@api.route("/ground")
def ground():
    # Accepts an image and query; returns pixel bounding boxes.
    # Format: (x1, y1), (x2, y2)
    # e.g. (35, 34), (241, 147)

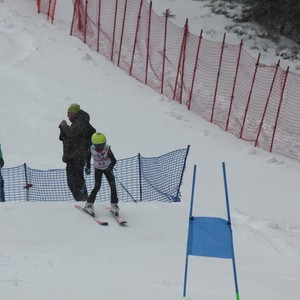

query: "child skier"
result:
(84, 132), (119, 216)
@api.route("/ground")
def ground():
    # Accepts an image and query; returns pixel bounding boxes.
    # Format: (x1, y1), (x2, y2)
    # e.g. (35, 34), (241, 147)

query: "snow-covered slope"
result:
(1, 1), (300, 299)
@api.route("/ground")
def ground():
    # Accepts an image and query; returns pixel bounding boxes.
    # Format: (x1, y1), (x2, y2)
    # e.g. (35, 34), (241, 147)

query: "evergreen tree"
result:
(241, 0), (300, 43)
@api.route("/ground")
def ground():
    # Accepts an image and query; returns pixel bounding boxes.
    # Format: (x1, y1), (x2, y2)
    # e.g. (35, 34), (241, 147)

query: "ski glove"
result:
(85, 164), (91, 175)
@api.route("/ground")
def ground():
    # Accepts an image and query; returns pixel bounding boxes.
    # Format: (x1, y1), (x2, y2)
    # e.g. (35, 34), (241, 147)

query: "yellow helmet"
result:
(91, 132), (106, 145)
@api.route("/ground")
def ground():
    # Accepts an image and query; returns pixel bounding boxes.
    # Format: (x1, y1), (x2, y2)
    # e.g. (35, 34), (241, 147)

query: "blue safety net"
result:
(0, 147), (189, 202)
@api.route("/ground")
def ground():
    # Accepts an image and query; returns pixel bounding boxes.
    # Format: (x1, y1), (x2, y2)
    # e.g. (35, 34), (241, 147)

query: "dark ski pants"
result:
(66, 159), (88, 202)
(88, 168), (118, 204)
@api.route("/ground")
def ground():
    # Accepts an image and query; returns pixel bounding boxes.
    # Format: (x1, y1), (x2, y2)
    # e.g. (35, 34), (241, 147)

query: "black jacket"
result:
(59, 110), (96, 163)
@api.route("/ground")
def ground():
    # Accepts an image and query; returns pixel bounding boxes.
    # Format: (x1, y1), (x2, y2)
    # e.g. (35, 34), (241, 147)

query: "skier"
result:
(59, 103), (96, 201)
(84, 132), (119, 216)
(0, 144), (5, 202)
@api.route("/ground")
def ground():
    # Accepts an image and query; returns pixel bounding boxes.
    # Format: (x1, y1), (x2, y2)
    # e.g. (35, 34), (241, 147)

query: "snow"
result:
(1, 0), (300, 299)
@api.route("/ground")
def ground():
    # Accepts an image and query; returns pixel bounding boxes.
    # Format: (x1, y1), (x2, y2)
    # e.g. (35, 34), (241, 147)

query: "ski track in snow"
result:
(235, 209), (300, 256)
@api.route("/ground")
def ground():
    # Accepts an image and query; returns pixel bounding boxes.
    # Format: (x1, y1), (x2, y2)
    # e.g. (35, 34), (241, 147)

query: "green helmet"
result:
(91, 132), (106, 145)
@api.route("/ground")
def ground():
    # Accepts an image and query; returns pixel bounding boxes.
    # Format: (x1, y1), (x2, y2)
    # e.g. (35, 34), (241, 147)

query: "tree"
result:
(241, 0), (300, 44)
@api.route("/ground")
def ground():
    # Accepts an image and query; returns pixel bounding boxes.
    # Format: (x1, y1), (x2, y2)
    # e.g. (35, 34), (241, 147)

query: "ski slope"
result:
(1, 1), (300, 299)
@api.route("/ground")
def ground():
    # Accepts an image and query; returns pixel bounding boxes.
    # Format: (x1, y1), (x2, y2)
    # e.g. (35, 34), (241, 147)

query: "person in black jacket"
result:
(59, 103), (96, 201)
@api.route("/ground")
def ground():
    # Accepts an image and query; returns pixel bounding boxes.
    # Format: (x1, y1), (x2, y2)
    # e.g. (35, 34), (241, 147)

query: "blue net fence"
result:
(0, 147), (190, 202)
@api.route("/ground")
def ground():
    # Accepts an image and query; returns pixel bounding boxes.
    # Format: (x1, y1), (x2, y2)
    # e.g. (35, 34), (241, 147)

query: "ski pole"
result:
(110, 170), (137, 203)
(80, 165), (90, 195)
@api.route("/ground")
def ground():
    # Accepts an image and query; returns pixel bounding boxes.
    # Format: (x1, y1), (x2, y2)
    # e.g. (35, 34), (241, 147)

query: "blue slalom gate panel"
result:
(183, 163), (240, 300)
(187, 216), (233, 259)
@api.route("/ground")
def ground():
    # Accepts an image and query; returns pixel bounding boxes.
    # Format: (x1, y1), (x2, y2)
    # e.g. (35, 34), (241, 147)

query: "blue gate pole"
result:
(222, 162), (240, 300)
(183, 164), (197, 297)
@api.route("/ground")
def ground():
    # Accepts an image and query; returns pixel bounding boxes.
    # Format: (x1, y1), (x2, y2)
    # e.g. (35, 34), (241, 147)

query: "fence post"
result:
(50, 0), (57, 24)
(138, 153), (143, 202)
(83, 0), (88, 43)
(97, 0), (102, 52)
(179, 20), (188, 104)
(173, 19), (189, 103)
(130, 0), (143, 76)
(239, 53), (261, 139)
(161, 9), (169, 94)
(117, 0), (128, 67)
(210, 33), (226, 123)
(145, 1), (152, 84)
(70, 0), (79, 36)
(37, 0), (41, 13)
(270, 67), (289, 153)
(226, 39), (243, 131)
(47, 0), (52, 21)
(0, 169), (3, 202)
(188, 29), (203, 110)
(175, 145), (190, 202)
(111, 0), (119, 62)
(255, 60), (280, 147)
(0, 144), (3, 202)
(23, 163), (32, 201)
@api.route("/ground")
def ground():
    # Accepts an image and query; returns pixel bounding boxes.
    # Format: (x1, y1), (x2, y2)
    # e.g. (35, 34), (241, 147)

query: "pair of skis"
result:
(75, 205), (127, 226)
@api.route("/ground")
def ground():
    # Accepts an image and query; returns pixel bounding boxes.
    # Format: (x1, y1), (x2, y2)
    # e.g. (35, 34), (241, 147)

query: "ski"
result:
(106, 207), (127, 225)
(75, 205), (108, 226)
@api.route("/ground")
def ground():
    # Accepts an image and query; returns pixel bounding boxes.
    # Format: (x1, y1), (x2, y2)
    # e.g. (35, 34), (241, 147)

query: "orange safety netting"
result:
(39, 0), (300, 161)
(36, 0), (57, 23)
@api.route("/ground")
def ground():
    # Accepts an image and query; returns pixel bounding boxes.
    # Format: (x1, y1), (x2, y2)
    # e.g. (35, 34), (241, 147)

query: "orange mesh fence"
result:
(36, 0), (57, 23)
(38, 0), (300, 161)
